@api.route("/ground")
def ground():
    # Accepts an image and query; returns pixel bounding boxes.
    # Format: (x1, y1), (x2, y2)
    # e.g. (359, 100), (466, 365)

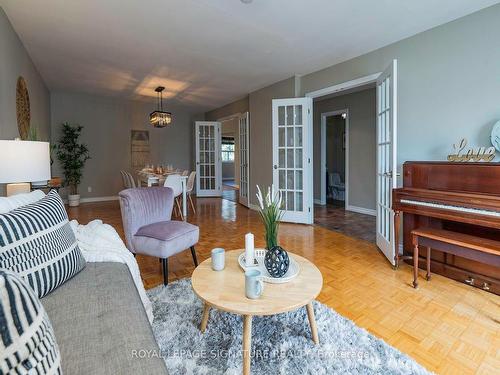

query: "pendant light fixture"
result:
(149, 86), (172, 128)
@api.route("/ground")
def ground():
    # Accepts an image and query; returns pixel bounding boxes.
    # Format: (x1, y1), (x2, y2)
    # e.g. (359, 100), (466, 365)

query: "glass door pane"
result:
(195, 121), (221, 197)
(272, 98), (312, 224)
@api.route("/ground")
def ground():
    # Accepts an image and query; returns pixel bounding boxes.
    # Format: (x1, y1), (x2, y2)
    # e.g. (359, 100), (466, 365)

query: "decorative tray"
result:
(238, 249), (300, 284)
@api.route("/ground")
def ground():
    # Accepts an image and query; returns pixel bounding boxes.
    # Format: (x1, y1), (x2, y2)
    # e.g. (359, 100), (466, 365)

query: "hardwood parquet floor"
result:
(314, 203), (376, 243)
(67, 197), (500, 375)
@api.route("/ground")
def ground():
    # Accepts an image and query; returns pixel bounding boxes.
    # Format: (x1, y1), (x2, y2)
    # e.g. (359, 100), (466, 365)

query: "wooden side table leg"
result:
(412, 235), (419, 288)
(306, 303), (319, 345)
(200, 303), (210, 333)
(243, 315), (252, 375)
(426, 247), (431, 281)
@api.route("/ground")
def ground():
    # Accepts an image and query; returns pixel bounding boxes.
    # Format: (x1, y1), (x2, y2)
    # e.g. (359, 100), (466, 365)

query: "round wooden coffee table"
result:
(191, 250), (323, 375)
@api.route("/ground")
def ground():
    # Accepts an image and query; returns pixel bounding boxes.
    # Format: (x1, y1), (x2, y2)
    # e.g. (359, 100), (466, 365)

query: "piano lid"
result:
(403, 161), (500, 195)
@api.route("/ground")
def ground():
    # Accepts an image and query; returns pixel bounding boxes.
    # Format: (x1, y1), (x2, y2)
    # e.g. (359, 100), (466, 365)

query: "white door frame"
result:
(319, 109), (349, 207)
(195, 121), (222, 197)
(216, 111), (251, 207)
(272, 97), (314, 224)
(305, 73), (382, 219)
(238, 112), (250, 207)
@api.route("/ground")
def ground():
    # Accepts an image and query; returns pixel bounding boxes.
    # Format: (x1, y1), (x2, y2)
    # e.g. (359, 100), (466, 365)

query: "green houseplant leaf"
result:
(56, 123), (90, 195)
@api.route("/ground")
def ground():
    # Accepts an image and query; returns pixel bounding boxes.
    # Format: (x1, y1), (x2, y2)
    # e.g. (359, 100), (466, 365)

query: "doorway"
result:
(314, 93), (377, 243)
(216, 112), (250, 206)
(304, 60), (398, 264)
(320, 110), (348, 208)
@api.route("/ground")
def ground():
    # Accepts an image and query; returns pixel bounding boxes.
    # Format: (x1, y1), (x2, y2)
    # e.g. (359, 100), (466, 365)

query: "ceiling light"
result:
(149, 86), (172, 128)
(240, 0), (253, 4)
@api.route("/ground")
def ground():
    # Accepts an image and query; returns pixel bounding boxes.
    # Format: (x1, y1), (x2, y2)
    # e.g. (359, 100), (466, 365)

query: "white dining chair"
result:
(186, 171), (196, 214)
(120, 170), (136, 189)
(164, 174), (184, 220)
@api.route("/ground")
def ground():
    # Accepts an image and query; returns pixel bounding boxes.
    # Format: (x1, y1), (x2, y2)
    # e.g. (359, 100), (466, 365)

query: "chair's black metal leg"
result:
(190, 246), (198, 267)
(162, 258), (168, 286)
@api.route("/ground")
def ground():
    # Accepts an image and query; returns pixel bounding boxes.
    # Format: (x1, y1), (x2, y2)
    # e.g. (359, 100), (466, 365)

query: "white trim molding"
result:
(346, 205), (376, 216)
(305, 73), (381, 99)
(314, 199), (323, 205)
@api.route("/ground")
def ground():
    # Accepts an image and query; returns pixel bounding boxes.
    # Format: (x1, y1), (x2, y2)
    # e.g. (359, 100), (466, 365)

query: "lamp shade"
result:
(0, 140), (51, 183)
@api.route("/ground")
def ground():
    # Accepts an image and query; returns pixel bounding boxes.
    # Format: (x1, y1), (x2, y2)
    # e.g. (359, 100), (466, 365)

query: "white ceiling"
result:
(2, 0), (499, 112)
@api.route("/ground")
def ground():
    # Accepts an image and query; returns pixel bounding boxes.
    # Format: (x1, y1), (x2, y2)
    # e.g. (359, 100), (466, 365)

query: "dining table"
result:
(137, 170), (189, 219)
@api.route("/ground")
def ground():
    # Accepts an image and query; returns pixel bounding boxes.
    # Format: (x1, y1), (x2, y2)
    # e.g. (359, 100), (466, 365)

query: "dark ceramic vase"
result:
(264, 246), (290, 278)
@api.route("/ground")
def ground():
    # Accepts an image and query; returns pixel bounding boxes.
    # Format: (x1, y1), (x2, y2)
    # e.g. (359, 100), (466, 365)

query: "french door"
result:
(239, 112), (250, 207)
(376, 59), (398, 265)
(272, 98), (313, 224)
(195, 121), (222, 197)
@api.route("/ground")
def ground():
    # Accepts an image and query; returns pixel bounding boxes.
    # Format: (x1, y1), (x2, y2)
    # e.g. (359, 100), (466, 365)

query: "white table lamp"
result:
(0, 140), (51, 196)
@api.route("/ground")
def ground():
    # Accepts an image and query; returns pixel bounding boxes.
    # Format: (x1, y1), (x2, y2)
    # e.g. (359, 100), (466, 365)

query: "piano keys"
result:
(392, 161), (500, 295)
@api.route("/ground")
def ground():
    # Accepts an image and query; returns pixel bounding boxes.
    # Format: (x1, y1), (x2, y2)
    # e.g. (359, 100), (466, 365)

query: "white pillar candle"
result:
(245, 233), (255, 267)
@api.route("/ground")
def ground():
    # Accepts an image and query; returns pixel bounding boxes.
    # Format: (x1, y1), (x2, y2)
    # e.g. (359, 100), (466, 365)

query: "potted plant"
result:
(56, 123), (90, 207)
(256, 185), (290, 277)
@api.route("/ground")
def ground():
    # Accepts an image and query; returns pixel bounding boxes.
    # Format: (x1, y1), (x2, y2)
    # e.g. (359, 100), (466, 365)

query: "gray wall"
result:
(248, 77), (295, 204)
(302, 3), (500, 174)
(0, 7), (51, 195)
(314, 88), (376, 210)
(205, 96), (249, 121)
(0, 7), (50, 141)
(51, 91), (197, 198)
(326, 115), (345, 183)
(205, 4), (500, 210)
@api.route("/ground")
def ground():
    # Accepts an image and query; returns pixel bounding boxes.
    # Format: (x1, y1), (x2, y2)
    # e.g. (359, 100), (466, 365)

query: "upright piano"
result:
(392, 161), (500, 295)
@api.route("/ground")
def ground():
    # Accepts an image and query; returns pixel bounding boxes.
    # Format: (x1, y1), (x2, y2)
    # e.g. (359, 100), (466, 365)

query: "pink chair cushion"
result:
(132, 221), (199, 258)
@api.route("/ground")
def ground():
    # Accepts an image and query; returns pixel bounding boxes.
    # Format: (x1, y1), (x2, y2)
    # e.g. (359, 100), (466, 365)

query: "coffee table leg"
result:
(243, 315), (252, 375)
(200, 303), (210, 333)
(306, 303), (319, 345)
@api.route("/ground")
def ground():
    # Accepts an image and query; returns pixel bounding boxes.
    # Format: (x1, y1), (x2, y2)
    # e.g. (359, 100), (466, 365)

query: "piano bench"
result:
(410, 227), (500, 289)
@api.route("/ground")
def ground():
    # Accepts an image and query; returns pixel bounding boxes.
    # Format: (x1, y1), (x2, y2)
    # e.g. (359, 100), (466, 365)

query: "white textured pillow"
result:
(0, 190), (46, 213)
(0, 268), (62, 374)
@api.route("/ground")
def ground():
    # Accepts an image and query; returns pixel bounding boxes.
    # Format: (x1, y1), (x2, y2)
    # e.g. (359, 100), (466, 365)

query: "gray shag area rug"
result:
(147, 279), (431, 375)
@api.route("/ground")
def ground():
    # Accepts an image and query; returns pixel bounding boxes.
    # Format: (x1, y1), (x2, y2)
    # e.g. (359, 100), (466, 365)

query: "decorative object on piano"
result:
(447, 138), (495, 162)
(256, 185), (290, 277)
(490, 120), (500, 152)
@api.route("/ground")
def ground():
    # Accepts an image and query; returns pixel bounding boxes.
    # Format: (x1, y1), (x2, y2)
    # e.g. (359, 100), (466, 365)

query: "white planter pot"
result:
(68, 194), (80, 207)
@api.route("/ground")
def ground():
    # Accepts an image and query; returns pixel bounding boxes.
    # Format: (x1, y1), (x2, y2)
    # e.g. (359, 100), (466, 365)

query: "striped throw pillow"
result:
(0, 190), (85, 298)
(0, 269), (62, 374)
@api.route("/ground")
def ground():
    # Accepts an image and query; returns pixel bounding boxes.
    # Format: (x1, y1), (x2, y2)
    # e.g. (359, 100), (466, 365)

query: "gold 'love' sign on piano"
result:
(447, 138), (496, 162)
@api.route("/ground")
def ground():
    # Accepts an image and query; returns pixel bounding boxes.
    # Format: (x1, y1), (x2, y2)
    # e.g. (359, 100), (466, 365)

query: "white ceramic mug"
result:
(245, 269), (264, 299)
(211, 248), (225, 271)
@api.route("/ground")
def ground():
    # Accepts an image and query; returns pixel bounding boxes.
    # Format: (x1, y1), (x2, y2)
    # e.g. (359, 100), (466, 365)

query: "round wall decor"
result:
(16, 76), (31, 140)
(491, 120), (500, 153)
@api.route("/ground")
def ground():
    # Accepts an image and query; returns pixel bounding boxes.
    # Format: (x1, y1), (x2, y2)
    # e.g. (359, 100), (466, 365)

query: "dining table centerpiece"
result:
(256, 185), (289, 278)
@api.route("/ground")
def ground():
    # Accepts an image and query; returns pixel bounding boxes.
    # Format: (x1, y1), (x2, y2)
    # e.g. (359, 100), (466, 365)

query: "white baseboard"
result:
(64, 196), (119, 204)
(346, 205), (376, 216)
(248, 203), (260, 211)
(314, 199), (325, 205)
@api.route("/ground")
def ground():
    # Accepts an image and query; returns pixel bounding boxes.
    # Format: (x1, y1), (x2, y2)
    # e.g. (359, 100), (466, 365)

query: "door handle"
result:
(383, 171), (401, 178)
(274, 165), (278, 170)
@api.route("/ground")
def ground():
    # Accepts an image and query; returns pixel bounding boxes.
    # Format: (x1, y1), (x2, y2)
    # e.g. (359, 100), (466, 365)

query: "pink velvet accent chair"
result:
(119, 187), (199, 285)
